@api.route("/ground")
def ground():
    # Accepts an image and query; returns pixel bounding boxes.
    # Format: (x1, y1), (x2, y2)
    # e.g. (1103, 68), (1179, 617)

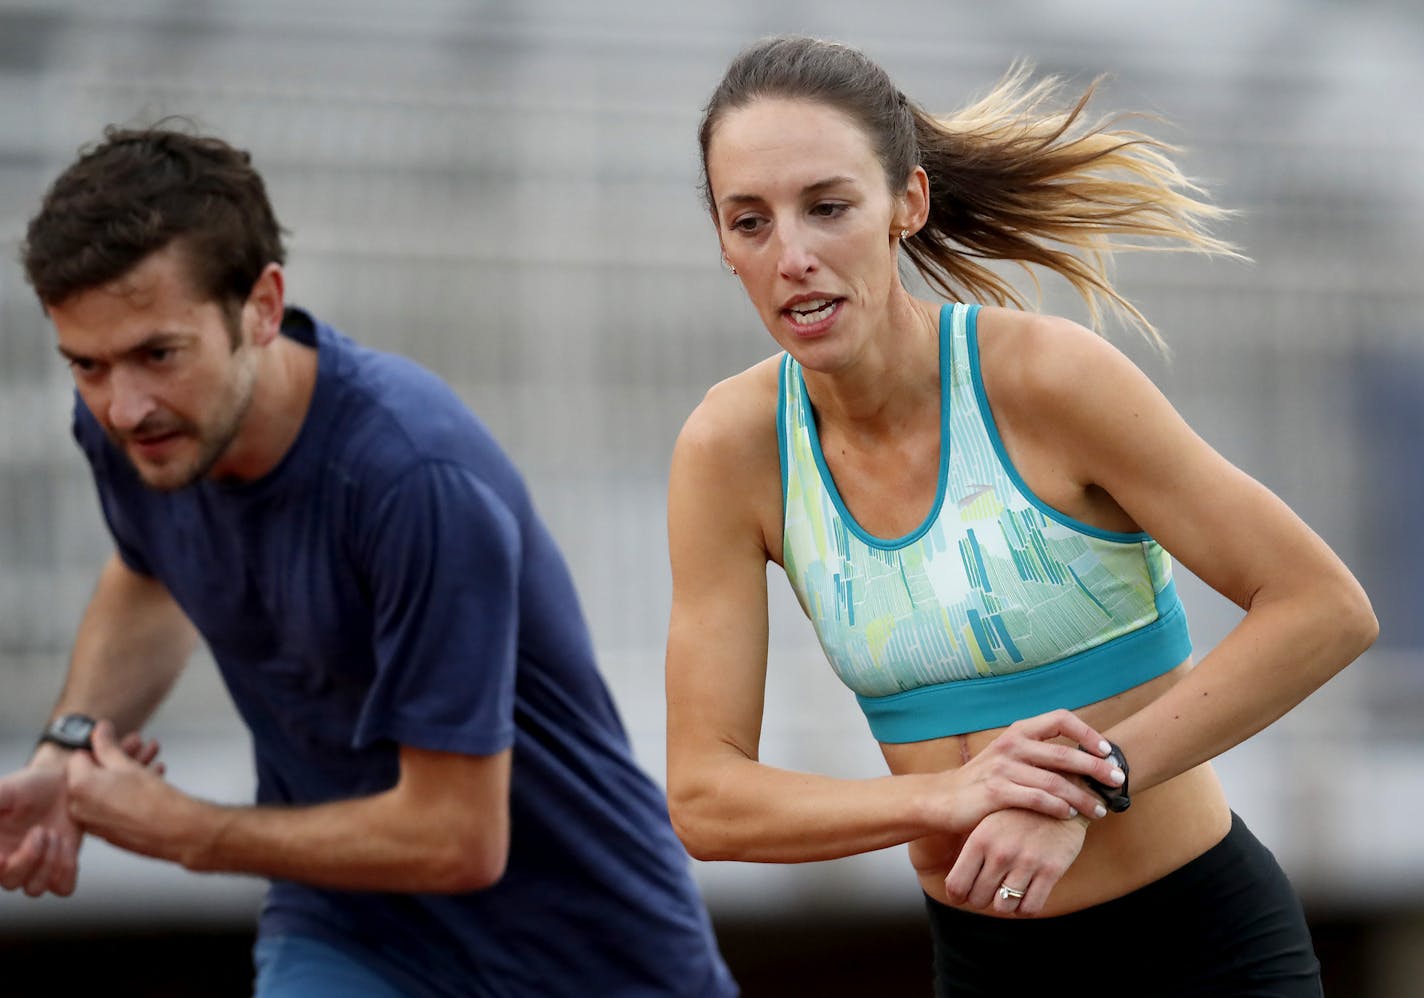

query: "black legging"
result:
(925, 812), (1322, 997)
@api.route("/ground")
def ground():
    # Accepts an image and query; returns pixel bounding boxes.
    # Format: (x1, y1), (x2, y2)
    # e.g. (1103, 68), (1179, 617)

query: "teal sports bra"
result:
(777, 302), (1192, 743)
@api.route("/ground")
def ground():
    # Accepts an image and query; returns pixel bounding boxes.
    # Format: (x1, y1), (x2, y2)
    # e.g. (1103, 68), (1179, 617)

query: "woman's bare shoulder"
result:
(674, 354), (783, 469)
(974, 306), (1146, 417)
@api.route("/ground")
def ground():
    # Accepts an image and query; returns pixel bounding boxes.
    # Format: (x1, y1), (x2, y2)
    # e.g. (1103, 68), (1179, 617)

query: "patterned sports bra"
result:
(777, 302), (1192, 743)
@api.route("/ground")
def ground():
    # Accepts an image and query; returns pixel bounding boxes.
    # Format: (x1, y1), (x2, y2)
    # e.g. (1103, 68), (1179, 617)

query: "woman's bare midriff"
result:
(882, 660), (1233, 917)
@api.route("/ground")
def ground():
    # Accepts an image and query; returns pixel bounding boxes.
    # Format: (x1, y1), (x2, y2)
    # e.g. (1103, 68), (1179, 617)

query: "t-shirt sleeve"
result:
(351, 459), (522, 757)
(71, 398), (155, 577)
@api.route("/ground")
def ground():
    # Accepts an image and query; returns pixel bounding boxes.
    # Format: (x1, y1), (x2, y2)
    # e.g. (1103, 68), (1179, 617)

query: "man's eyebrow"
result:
(56, 331), (190, 364)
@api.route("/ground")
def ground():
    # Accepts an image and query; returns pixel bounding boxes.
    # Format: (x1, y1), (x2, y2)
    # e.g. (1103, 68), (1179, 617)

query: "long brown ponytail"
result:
(699, 37), (1241, 346)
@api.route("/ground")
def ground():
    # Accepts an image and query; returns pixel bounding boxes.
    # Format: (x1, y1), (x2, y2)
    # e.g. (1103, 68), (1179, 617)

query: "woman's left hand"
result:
(942, 808), (1088, 917)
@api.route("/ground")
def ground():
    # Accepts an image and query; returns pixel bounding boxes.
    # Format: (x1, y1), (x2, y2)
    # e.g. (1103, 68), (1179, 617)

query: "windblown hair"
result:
(22, 123), (286, 335)
(698, 36), (1241, 346)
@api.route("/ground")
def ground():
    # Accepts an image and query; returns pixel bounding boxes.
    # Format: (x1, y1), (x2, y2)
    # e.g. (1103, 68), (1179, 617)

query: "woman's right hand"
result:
(929, 709), (1124, 834)
(943, 806), (1089, 917)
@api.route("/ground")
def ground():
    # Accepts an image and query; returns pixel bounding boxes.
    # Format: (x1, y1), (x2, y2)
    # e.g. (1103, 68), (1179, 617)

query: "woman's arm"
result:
(1001, 312), (1377, 792)
(940, 311), (1374, 916)
(664, 375), (1120, 863)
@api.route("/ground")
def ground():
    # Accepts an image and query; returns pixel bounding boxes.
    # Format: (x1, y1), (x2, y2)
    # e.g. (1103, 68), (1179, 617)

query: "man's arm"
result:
(67, 722), (510, 893)
(49, 551), (199, 733)
(1, 552), (196, 896)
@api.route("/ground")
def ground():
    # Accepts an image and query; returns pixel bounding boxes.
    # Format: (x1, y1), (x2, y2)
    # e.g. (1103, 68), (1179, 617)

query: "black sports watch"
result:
(38, 713), (97, 751)
(1080, 740), (1131, 813)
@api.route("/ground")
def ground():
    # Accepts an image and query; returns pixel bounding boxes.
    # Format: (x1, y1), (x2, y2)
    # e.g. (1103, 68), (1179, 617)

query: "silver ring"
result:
(998, 883), (1027, 901)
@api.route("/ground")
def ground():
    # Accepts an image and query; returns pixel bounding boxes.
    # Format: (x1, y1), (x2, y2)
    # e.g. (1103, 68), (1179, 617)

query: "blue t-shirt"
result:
(73, 309), (735, 998)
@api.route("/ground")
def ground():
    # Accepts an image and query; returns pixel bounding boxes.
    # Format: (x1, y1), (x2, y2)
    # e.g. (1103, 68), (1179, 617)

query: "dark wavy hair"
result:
(22, 122), (286, 342)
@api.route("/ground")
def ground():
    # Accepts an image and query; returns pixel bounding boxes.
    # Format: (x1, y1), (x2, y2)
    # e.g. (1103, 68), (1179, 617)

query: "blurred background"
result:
(1, 0), (1421, 994)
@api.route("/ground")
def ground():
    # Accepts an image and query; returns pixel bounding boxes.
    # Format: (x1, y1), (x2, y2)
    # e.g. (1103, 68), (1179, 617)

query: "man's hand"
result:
(942, 808), (1090, 917)
(66, 721), (188, 864)
(1, 724), (167, 898)
(0, 755), (83, 897)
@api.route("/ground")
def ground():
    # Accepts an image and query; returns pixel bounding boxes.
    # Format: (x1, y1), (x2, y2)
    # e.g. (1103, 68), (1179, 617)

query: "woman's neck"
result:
(801, 293), (941, 434)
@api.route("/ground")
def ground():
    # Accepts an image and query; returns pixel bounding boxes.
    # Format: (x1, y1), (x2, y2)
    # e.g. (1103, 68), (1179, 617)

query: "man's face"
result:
(49, 243), (259, 492)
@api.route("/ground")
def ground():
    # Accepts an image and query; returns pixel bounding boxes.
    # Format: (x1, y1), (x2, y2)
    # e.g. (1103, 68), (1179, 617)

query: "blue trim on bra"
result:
(777, 355), (791, 508)
(857, 579), (1192, 743)
(796, 306), (954, 551)
(965, 304), (1151, 544)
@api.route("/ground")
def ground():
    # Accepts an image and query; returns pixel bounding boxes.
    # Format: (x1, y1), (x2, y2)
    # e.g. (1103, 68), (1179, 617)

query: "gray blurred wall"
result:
(1, 0), (1421, 986)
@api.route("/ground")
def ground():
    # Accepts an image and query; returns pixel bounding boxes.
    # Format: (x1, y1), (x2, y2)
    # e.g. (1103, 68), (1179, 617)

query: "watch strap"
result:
(1080, 740), (1131, 813)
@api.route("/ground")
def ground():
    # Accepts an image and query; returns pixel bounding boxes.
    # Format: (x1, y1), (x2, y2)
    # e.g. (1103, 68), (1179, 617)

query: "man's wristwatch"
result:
(1080, 740), (1131, 813)
(38, 713), (97, 751)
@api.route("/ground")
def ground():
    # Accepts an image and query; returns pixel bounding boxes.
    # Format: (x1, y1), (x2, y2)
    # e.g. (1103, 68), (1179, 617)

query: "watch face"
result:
(45, 713), (97, 748)
(55, 715), (95, 740)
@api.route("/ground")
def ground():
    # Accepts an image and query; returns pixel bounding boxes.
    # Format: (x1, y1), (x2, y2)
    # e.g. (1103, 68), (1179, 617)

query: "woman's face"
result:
(705, 97), (921, 368)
